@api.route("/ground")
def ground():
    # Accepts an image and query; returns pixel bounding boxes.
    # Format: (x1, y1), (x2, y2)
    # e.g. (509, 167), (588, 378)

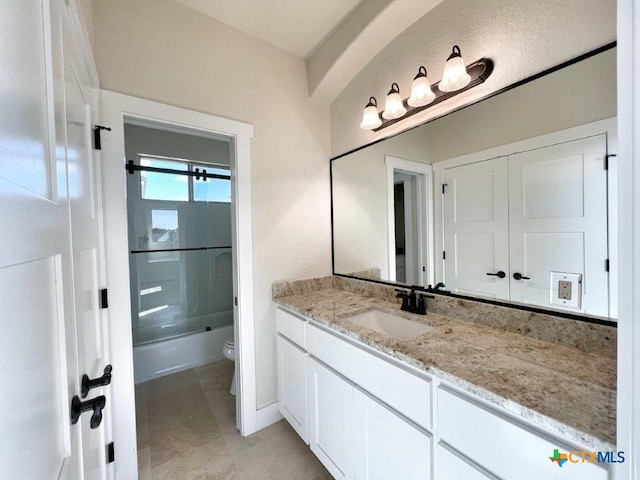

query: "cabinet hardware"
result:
(513, 272), (530, 280)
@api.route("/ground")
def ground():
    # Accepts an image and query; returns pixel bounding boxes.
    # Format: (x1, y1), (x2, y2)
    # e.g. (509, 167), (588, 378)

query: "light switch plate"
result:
(550, 272), (582, 309)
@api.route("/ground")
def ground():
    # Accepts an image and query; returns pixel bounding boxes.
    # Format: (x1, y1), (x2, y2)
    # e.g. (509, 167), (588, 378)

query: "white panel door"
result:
(277, 335), (308, 443)
(443, 158), (510, 299)
(508, 135), (609, 316)
(0, 1), (108, 479)
(353, 388), (431, 480)
(62, 3), (110, 478)
(307, 357), (354, 480)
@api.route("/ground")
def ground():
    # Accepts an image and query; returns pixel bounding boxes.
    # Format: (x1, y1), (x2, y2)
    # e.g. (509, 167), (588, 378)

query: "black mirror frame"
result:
(329, 41), (617, 328)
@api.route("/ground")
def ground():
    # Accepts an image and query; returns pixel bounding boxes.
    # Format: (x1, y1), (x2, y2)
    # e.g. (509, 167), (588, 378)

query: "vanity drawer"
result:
(276, 307), (307, 348)
(437, 387), (610, 480)
(307, 323), (432, 431)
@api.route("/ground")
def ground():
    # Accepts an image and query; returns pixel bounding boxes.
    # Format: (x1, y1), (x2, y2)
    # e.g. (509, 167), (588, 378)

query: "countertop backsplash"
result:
(274, 275), (616, 359)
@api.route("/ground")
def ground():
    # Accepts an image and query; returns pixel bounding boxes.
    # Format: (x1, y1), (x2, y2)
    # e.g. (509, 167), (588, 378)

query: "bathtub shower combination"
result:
(126, 150), (234, 384)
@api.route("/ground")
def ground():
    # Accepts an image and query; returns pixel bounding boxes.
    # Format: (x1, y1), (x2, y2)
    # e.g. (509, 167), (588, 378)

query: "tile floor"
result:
(135, 359), (332, 479)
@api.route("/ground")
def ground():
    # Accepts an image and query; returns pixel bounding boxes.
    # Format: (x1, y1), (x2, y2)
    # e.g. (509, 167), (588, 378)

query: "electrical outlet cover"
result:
(550, 272), (582, 309)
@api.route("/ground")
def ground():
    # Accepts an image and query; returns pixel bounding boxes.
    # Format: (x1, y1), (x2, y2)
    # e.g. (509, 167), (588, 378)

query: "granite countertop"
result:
(273, 286), (616, 449)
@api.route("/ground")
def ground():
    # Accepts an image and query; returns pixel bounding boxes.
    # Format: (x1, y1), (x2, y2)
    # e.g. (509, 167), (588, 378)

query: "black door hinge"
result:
(605, 259), (610, 272)
(93, 125), (111, 150)
(605, 154), (616, 170)
(106, 442), (115, 464)
(100, 289), (109, 309)
(442, 251), (446, 260)
(234, 296), (238, 306)
(442, 184), (448, 194)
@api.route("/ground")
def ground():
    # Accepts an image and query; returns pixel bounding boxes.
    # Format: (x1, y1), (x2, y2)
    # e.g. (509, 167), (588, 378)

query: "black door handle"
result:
(71, 395), (106, 429)
(513, 272), (530, 280)
(81, 365), (112, 398)
(486, 271), (506, 278)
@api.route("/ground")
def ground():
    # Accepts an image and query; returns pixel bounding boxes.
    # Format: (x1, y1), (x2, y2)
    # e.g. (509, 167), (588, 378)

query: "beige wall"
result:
(94, 0), (332, 408)
(330, 0), (616, 157)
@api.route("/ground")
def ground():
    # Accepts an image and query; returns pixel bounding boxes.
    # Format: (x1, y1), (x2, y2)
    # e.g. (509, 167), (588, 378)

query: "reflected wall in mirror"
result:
(332, 45), (617, 320)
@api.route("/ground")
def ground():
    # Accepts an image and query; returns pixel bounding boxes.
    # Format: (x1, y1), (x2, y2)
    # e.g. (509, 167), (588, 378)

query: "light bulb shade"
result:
(408, 66), (436, 107)
(360, 97), (382, 130)
(382, 83), (407, 120)
(439, 45), (471, 92)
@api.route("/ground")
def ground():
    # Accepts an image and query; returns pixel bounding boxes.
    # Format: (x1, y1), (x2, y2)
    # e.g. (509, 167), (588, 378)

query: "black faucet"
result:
(396, 288), (434, 315)
(433, 282), (446, 291)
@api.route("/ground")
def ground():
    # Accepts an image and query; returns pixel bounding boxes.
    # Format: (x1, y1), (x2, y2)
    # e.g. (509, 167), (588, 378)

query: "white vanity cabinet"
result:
(306, 320), (433, 479)
(276, 308), (309, 443)
(437, 387), (610, 480)
(307, 357), (355, 479)
(275, 305), (613, 480)
(353, 388), (432, 479)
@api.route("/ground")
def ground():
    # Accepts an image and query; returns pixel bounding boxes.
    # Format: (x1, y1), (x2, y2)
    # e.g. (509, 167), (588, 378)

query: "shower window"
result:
(140, 156), (231, 203)
(126, 154), (233, 346)
(140, 158), (189, 201)
(194, 168), (231, 202)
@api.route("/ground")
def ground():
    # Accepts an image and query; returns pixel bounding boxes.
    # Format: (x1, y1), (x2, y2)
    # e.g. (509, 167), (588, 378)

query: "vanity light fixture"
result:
(382, 83), (407, 120)
(359, 97), (382, 130)
(359, 46), (494, 131)
(408, 66), (436, 107)
(439, 45), (472, 92)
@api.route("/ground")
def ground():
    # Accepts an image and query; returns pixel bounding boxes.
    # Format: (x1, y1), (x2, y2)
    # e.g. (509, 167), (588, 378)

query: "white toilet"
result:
(222, 339), (236, 396)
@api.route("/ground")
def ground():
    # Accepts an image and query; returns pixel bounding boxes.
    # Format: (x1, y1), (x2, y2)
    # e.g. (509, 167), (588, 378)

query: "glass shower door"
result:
(126, 157), (233, 346)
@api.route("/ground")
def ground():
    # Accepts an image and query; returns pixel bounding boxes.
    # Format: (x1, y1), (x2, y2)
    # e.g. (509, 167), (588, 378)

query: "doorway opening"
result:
(385, 156), (434, 287)
(124, 122), (235, 381)
(101, 91), (258, 476)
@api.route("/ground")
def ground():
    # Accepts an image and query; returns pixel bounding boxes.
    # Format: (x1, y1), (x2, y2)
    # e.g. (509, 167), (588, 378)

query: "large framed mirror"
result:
(331, 43), (616, 321)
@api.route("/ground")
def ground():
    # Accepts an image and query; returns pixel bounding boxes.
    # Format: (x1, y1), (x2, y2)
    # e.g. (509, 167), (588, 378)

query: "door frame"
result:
(100, 90), (256, 477)
(385, 156), (434, 286)
(616, 1), (640, 477)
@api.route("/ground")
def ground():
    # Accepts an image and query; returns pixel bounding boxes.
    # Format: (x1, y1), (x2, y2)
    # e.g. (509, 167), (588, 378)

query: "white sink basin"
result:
(346, 309), (435, 340)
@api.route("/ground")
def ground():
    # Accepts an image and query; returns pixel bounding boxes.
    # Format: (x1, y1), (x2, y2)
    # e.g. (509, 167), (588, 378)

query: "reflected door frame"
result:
(385, 156), (435, 287)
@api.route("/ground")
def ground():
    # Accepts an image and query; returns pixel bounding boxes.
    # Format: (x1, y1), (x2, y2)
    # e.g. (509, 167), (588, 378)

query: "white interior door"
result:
(0, 1), (109, 479)
(508, 135), (609, 315)
(62, 2), (111, 477)
(443, 157), (510, 299)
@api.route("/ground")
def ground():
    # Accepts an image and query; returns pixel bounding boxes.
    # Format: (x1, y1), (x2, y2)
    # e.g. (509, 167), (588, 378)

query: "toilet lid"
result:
(224, 339), (235, 348)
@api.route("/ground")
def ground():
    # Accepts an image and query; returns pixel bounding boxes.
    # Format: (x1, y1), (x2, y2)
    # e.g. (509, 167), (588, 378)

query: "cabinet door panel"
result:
(276, 307), (306, 348)
(307, 357), (354, 480)
(437, 387), (610, 480)
(437, 443), (494, 480)
(354, 389), (431, 479)
(277, 334), (308, 443)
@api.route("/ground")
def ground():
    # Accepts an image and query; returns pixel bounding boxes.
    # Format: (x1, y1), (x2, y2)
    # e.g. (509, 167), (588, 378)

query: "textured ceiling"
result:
(173, 0), (365, 58)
